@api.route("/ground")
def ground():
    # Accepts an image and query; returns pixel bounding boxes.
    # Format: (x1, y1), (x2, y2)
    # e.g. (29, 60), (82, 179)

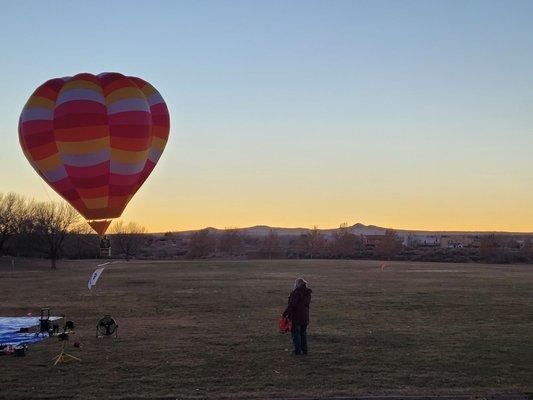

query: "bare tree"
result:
(0, 193), (28, 255)
(374, 229), (403, 260)
(260, 229), (281, 259)
(111, 221), (147, 260)
(405, 233), (419, 249)
(307, 226), (327, 258)
(31, 200), (80, 270)
(294, 226), (327, 258)
(519, 239), (533, 263)
(186, 228), (216, 258)
(329, 224), (361, 258)
(479, 234), (506, 263)
(218, 227), (243, 256)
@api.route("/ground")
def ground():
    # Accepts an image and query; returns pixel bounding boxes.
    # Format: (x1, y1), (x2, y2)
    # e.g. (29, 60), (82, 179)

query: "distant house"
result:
(440, 236), (463, 248)
(440, 235), (480, 249)
(416, 235), (440, 247)
(361, 234), (385, 249)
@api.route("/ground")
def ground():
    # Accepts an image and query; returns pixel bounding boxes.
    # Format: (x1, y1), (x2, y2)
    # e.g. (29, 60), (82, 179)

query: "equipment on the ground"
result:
(52, 319), (80, 365)
(96, 315), (118, 338)
(37, 308), (51, 336)
(52, 338), (81, 365)
(14, 345), (27, 357)
(1, 316), (61, 347)
(64, 320), (75, 331)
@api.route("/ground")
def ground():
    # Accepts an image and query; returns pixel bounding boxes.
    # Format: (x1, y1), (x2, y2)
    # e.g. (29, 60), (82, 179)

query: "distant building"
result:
(361, 234), (385, 249)
(416, 235), (440, 247)
(440, 235), (480, 248)
(440, 236), (463, 248)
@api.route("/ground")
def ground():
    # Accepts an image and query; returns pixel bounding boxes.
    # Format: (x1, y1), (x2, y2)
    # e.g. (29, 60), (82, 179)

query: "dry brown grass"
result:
(1, 258), (532, 399)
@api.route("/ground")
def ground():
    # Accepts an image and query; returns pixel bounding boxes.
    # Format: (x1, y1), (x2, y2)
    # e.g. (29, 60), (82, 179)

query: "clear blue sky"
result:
(2, 0), (533, 231)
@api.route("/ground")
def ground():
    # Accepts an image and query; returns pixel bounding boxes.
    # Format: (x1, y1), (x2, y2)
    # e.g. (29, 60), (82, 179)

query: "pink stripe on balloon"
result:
(54, 100), (107, 118)
(19, 120), (54, 136)
(109, 173), (141, 185)
(108, 111), (151, 125)
(64, 161), (109, 178)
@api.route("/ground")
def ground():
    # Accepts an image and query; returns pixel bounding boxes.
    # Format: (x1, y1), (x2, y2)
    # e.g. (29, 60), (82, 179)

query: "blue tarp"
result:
(0, 316), (61, 346)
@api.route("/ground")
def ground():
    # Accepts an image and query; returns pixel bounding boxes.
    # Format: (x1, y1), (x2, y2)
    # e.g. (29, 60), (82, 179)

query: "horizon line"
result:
(144, 222), (533, 235)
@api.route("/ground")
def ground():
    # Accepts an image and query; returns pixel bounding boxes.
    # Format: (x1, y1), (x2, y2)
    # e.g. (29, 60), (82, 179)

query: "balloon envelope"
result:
(18, 72), (170, 234)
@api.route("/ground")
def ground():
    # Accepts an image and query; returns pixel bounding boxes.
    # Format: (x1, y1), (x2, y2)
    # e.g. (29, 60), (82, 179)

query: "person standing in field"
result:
(283, 278), (312, 355)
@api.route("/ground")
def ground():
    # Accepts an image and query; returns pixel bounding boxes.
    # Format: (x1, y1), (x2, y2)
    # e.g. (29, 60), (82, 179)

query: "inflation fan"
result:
(96, 315), (119, 338)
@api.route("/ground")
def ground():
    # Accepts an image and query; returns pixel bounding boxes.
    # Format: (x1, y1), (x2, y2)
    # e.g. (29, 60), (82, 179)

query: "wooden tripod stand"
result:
(52, 340), (81, 365)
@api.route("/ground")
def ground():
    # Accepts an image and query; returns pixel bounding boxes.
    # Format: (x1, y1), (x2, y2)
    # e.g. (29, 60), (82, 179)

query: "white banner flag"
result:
(88, 267), (106, 290)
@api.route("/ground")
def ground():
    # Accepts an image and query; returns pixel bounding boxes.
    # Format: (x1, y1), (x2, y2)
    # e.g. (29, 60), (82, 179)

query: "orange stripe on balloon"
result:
(82, 196), (108, 209)
(26, 96), (55, 109)
(84, 206), (122, 220)
(62, 79), (103, 92)
(140, 85), (156, 97)
(111, 148), (149, 164)
(35, 153), (62, 171)
(78, 185), (109, 199)
(105, 87), (145, 104)
(57, 137), (110, 154)
(111, 136), (151, 151)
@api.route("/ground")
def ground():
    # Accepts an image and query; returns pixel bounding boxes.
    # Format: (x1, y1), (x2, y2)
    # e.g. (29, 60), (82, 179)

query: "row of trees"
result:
(4, 192), (533, 265)
(185, 228), (285, 259)
(0, 192), (148, 268)
(479, 234), (533, 264)
(182, 228), (533, 264)
(0, 193), (80, 269)
(184, 226), (403, 260)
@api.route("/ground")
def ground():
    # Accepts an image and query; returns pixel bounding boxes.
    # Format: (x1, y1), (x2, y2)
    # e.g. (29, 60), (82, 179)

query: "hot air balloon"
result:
(18, 72), (170, 236)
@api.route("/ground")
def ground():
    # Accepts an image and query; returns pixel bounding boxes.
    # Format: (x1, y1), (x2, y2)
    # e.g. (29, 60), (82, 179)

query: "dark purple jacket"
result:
(283, 285), (312, 326)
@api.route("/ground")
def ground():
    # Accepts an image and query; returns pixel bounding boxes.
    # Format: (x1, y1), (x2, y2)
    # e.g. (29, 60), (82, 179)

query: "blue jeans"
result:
(291, 324), (308, 355)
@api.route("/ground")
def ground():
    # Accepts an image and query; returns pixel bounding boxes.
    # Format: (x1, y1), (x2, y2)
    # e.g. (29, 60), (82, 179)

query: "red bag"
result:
(278, 316), (292, 334)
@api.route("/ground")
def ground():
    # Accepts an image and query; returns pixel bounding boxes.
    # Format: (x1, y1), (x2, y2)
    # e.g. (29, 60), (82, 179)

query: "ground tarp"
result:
(0, 317), (61, 346)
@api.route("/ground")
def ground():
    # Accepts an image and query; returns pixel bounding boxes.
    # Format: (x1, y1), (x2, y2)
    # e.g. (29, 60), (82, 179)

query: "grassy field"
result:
(1, 258), (532, 399)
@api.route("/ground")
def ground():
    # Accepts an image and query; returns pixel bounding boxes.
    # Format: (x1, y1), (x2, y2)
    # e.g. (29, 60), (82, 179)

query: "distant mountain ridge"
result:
(163, 223), (533, 237)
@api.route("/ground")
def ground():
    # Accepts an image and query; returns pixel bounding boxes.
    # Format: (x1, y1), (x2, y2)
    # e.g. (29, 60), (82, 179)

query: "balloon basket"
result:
(100, 247), (111, 258)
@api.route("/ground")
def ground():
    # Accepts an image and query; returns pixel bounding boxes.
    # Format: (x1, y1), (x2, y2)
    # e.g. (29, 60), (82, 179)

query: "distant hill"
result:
(165, 223), (384, 237)
(162, 223), (533, 238)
